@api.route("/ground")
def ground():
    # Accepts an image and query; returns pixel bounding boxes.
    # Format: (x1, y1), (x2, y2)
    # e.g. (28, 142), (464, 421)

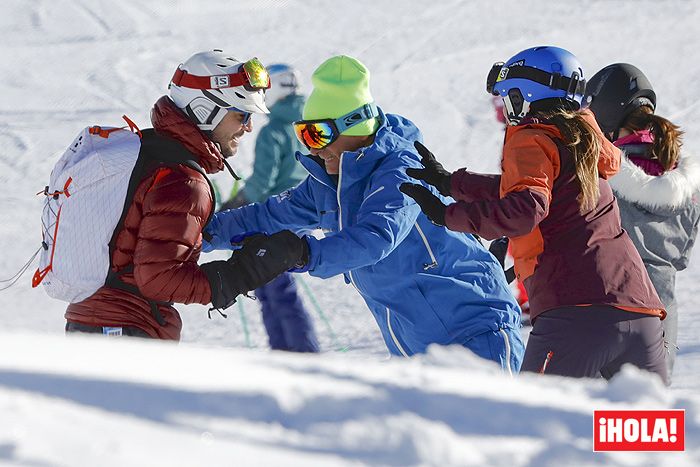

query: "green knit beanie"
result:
(303, 55), (379, 136)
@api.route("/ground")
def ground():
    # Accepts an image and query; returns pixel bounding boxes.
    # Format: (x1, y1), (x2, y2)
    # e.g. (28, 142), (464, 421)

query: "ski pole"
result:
(238, 299), (252, 348)
(296, 275), (346, 351)
(0, 246), (42, 292)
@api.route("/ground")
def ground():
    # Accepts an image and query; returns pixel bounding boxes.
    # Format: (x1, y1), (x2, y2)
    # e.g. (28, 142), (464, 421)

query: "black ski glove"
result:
(488, 237), (509, 268)
(201, 230), (309, 309)
(405, 141), (452, 197)
(399, 183), (447, 226)
(488, 237), (516, 284)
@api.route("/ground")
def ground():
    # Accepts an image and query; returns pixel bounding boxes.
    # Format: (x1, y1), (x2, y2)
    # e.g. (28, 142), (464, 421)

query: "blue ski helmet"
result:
(265, 63), (302, 109)
(486, 46), (586, 125)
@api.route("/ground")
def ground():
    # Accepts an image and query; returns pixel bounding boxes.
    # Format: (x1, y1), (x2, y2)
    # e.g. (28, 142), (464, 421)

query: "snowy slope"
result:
(1, 334), (698, 467)
(1, 0), (699, 465)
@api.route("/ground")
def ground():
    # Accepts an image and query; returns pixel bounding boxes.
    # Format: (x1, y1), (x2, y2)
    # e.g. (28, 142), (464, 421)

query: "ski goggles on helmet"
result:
(485, 61), (586, 98)
(171, 57), (271, 92)
(293, 102), (379, 150)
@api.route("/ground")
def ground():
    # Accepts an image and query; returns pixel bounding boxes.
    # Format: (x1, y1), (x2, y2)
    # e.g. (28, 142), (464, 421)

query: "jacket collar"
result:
(150, 96), (224, 174)
(609, 151), (700, 210)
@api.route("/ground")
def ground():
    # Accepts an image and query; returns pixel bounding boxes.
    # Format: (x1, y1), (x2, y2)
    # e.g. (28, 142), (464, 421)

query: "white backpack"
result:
(33, 119), (212, 306)
(32, 124), (143, 302)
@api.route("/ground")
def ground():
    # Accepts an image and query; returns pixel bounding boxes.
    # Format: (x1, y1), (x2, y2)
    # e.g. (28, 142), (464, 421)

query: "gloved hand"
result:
(488, 237), (509, 268)
(399, 183), (448, 226)
(229, 231), (264, 249)
(405, 141), (453, 197)
(488, 237), (516, 284)
(201, 230), (309, 309)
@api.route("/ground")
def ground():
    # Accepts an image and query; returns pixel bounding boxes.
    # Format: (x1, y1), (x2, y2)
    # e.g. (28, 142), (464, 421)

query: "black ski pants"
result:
(521, 305), (668, 385)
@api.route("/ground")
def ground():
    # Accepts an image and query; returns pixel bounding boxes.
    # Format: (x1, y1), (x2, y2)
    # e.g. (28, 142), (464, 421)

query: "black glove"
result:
(201, 230), (309, 309)
(399, 183), (447, 226)
(488, 237), (509, 268)
(219, 192), (250, 212)
(488, 237), (516, 284)
(405, 141), (452, 197)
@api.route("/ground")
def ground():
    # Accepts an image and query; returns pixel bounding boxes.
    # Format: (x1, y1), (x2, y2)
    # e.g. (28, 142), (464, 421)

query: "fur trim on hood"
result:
(609, 152), (700, 211)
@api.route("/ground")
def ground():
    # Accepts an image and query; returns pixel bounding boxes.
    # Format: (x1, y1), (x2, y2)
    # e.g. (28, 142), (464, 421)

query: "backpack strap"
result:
(105, 128), (217, 326)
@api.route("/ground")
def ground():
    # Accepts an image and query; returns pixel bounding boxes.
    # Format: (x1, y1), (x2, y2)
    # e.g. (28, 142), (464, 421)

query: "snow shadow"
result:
(0, 368), (596, 465)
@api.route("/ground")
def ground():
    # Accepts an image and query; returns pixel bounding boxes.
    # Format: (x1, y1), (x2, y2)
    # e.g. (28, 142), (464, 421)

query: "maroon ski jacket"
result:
(65, 97), (223, 339)
(444, 110), (664, 321)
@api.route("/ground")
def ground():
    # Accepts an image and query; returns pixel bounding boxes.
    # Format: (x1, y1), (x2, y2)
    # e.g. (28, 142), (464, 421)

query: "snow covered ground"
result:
(1, 0), (699, 465)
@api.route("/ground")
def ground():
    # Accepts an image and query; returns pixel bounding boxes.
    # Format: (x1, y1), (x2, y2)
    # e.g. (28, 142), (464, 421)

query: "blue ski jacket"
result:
(204, 109), (521, 356)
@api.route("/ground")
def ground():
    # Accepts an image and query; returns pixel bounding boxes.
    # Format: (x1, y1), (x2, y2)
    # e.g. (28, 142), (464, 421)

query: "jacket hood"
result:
(269, 94), (305, 124)
(345, 109), (422, 168)
(150, 96), (224, 174)
(609, 151), (700, 214)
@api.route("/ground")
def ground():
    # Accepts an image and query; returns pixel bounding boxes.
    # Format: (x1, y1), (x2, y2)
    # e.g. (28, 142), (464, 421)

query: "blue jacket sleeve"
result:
(305, 165), (421, 278)
(204, 177), (320, 251)
(241, 127), (282, 203)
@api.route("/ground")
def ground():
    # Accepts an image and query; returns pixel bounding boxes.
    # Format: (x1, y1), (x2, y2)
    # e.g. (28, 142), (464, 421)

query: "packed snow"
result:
(0, 0), (698, 465)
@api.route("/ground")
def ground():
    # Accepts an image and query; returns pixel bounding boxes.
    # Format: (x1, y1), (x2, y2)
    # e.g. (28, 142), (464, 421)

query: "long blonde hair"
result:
(536, 108), (602, 213)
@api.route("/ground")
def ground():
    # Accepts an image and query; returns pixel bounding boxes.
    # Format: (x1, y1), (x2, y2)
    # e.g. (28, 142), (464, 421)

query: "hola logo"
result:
(594, 410), (684, 452)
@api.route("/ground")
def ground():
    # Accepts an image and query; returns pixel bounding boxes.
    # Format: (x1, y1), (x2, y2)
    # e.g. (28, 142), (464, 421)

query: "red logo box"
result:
(594, 410), (685, 451)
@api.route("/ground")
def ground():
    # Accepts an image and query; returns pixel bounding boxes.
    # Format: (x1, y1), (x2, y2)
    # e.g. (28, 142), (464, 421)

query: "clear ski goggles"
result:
(171, 57), (271, 92)
(293, 102), (379, 150)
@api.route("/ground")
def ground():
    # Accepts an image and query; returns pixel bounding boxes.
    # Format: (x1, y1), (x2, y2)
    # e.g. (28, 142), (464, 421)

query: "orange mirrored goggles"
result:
(293, 103), (379, 150)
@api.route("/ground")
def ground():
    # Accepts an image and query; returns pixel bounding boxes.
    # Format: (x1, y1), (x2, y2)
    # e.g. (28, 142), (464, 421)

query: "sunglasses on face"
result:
(228, 107), (252, 125)
(172, 57), (272, 92)
(293, 102), (379, 150)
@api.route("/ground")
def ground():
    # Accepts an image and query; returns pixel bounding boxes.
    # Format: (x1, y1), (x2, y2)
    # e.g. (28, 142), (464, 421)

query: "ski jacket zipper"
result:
(414, 222), (438, 270)
(336, 153), (360, 292)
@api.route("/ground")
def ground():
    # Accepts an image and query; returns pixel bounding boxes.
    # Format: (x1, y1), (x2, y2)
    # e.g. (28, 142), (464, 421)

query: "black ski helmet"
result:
(584, 63), (656, 135)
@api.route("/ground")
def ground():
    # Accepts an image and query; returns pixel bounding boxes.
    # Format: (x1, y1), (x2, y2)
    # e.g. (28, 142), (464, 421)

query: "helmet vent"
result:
(235, 91), (245, 99)
(216, 63), (228, 68)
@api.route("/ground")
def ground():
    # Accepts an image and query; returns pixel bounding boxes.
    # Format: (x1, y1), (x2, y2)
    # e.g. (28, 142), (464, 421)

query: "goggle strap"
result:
(171, 67), (249, 90)
(498, 65), (586, 97)
(335, 102), (379, 133)
(171, 57), (271, 91)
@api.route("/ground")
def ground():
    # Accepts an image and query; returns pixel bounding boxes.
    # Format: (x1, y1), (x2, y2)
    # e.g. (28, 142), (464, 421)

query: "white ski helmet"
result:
(264, 63), (302, 109)
(169, 49), (270, 131)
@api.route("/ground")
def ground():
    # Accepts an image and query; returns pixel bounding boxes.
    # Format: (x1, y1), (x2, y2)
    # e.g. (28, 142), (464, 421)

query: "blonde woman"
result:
(401, 47), (667, 383)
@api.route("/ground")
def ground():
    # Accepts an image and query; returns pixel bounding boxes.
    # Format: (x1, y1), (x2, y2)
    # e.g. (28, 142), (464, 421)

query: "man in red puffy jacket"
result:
(65, 50), (308, 339)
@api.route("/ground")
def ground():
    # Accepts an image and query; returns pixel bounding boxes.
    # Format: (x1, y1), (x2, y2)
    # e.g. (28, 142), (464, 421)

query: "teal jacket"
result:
(241, 95), (308, 202)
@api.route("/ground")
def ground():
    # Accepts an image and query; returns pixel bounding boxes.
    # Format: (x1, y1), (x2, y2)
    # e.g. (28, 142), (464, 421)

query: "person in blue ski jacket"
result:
(204, 55), (523, 371)
(219, 64), (319, 353)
